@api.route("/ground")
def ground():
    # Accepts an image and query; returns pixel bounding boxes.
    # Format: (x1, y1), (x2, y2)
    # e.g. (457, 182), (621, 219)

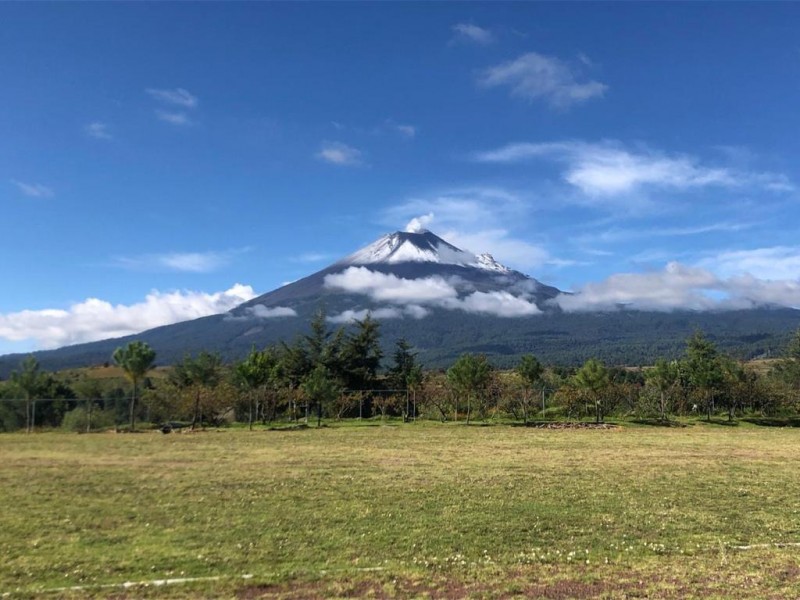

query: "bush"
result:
(61, 406), (117, 432)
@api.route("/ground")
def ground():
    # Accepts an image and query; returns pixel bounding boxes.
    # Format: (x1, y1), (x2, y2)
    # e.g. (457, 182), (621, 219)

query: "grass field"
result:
(1, 422), (800, 598)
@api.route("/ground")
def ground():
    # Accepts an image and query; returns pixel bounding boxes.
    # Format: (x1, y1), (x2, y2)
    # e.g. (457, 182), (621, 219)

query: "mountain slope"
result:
(1, 230), (799, 376)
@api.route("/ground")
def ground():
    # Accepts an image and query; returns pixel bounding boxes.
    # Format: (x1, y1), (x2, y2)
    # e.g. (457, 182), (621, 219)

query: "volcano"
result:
(1, 230), (799, 375)
(230, 229), (562, 321)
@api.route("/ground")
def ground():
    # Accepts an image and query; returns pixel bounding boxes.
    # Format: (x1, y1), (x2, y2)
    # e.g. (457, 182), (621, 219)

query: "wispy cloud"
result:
(85, 122), (112, 140)
(155, 110), (191, 126)
(451, 23), (494, 46)
(385, 119), (417, 139)
(146, 87), (198, 108)
(147, 87), (198, 126)
(0, 284), (256, 349)
(698, 246), (800, 281)
(11, 180), (54, 198)
(290, 252), (336, 264)
(571, 221), (756, 247)
(475, 140), (793, 198)
(478, 52), (607, 109)
(113, 248), (249, 273)
(316, 141), (364, 166)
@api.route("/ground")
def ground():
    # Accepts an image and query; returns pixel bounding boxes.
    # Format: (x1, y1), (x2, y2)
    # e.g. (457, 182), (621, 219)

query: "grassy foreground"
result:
(1, 423), (800, 599)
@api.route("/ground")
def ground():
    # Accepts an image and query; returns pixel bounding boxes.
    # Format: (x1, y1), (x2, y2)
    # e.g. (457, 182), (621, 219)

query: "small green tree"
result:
(446, 353), (492, 424)
(388, 338), (421, 421)
(301, 364), (341, 427)
(172, 351), (224, 430)
(112, 341), (156, 431)
(406, 363), (424, 422)
(574, 358), (610, 423)
(516, 354), (544, 424)
(234, 347), (278, 429)
(73, 377), (106, 433)
(646, 359), (679, 422)
(10, 356), (48, 433)
(775, 328), (800, 393)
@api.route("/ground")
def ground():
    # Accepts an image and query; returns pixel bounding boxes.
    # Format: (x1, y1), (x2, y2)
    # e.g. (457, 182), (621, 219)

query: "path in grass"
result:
(1, 423), (799, 598)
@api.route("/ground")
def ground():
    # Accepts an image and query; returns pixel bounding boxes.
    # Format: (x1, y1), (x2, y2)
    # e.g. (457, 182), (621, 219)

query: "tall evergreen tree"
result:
(340, 314), (383, 391)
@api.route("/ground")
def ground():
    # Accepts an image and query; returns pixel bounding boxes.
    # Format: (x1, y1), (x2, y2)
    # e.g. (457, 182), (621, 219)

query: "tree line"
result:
(3, 310), (800, 432)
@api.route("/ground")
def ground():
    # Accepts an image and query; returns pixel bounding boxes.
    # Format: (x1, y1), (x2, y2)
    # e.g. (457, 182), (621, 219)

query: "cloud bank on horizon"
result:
(0, 285), (257, 351)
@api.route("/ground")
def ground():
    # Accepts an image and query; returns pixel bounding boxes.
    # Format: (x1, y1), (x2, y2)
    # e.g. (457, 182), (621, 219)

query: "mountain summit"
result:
(340, 230), (511, 273)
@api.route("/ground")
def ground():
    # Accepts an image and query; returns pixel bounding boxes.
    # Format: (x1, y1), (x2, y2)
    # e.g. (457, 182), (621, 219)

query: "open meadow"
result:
(1, 423), (800, 599)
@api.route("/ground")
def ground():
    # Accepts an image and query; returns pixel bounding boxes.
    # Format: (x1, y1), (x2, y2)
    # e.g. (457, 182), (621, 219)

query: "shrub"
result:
(61, 406), (117, 432)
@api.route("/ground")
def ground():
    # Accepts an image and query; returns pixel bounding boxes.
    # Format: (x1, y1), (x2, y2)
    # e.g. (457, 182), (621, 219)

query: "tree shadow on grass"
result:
(628, 418), (687, 428)
(703, 418), (739, 427)
(741, 417), (800, 428)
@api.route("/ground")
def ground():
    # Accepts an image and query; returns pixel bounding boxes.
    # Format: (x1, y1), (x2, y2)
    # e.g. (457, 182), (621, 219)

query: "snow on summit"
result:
(340, 230), (511, 273)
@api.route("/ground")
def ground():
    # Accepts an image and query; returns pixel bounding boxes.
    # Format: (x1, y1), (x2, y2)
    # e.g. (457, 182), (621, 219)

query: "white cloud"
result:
(554, 260), (800, 312)
(156, 110), (191, 126)
(247, 305), (298, 318)
(451, 23), (494, 45)
(328, 307), (398, 324)
(394, 123), (417, 139)
(325, 267), (458, 303)
(555, 263), (720, 312)
(146, 87), (198, 108)
(316, 141), (364, 166)
(457, 291), (541, 316)
(85, 122), (112, 140)
(0, 284), (256, 349)
(479, 52), (607, 108)
(11, 180), (54, 198)
(327, 305), (431, 324)
(324, 267), (541, 318)
(475, 140), (792, 198)
(113, 249), (247, 273)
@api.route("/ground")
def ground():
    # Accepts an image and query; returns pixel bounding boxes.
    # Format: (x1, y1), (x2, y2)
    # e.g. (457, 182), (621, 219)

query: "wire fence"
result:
(0, 386), (561, 433)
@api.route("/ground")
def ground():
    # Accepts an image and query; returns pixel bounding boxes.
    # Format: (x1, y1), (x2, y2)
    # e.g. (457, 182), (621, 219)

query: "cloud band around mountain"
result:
(323, 266), (541, 319)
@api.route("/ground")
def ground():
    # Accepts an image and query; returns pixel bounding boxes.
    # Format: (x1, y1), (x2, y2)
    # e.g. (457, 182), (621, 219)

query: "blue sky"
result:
(2, 3), (800, 352)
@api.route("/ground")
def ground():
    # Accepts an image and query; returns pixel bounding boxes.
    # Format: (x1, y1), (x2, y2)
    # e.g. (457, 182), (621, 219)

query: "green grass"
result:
(1, 423), (800, 598)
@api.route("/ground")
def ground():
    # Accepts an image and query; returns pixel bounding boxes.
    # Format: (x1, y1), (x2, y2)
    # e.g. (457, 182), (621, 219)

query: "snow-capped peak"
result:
(339, 230), (512, 273)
